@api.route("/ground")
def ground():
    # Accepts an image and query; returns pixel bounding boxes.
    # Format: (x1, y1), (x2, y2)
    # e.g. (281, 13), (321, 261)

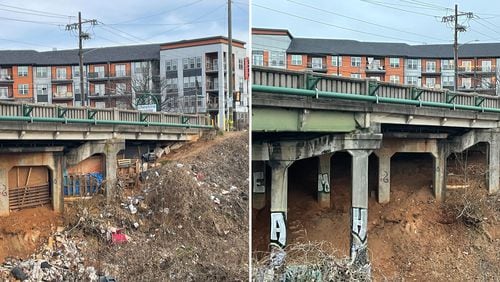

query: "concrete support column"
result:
(348, 150), (371, 271)
(317, 153), (333, 208)
(52, 152), (65, 214)
(376, 151), (393, 204)
(487, 139), (500, 194)
(252, 161), (266, 210)
(269, 160), (293, 249)
(0, 168), (8, 216)
(432, 145), (447, 201)
(104, 139), (124, 201)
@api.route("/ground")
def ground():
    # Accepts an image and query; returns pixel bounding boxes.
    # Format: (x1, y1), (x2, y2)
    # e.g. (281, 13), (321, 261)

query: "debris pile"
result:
(0, 229), (102, 281)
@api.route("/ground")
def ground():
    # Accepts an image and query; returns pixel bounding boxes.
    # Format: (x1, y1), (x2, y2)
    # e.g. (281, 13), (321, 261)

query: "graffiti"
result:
(318, 173), (330, 193)
(351, 207), (369, 266)
(253, 171), (265, 193)
(382, 170), (389, 184)
(0, 184), (7, 197)
(270, 212), (287, 248)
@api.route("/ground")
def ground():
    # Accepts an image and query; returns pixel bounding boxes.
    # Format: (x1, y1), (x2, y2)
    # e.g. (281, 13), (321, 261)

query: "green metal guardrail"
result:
(0, 115), (213, 129)
(253, 85), (500, 114)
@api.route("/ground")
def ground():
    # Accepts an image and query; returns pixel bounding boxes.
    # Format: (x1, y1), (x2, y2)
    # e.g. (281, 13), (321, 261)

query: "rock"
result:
(41, 261), (51, 269)
(11, 267), (28, 281)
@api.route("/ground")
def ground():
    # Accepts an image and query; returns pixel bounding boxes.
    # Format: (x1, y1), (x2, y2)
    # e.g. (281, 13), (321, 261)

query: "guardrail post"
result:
(113, 108), (119, 121)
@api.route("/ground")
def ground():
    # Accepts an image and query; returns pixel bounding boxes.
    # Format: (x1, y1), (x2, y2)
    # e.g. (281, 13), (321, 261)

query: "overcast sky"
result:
(0, 0), (248, 51)
(252, 0), (500, 46)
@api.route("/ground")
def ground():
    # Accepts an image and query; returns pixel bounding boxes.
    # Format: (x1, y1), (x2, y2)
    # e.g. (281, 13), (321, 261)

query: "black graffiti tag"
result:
(0, 184), (7, 197)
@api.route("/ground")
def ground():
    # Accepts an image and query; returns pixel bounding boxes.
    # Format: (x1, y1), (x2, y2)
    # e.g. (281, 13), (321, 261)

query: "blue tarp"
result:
(63, 172), (104, 196)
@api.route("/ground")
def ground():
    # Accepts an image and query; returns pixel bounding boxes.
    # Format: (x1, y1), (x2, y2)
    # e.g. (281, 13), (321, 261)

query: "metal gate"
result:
(8, 166), (51, 210)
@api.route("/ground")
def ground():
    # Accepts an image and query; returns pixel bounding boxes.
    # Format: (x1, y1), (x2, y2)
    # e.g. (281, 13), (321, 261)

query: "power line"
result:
(0, 3), (74, 18)
(359, 0), (439, 18)
(117, 0), (206, 24)
(0, 7), (72, 19)
(253, 2), (431, 43)
(143, 3), (226, 41)
(286, 0), (443, 42)
(0, 37), (54, 48)
(98, 21), (152, 43)
(106, 18), (225, 26)
(0, 16), (65, 26)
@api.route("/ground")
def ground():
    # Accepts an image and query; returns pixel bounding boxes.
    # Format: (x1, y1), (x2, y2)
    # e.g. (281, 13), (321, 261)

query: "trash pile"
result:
(0, 228), (108, 281)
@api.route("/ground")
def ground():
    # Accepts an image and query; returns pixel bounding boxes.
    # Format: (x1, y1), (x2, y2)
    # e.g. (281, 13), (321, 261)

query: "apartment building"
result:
(160, 36), (248, 129)
(252, 28), (292, 69)
(252, 28), (500, 95)
(0, 44), (160, 107)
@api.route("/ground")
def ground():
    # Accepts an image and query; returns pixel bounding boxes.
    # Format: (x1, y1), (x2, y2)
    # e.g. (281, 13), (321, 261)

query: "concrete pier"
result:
(317, 153), (333, 208)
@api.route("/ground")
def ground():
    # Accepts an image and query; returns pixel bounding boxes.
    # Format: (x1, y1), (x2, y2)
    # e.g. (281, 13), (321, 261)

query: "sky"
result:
(0, 0), (249, 51)
(252, 0), (500, 46)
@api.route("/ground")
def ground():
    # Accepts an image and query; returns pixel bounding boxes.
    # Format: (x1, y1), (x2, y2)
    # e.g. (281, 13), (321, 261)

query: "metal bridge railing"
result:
(0, 102), (211, 129)
(252, 66), (500, 112)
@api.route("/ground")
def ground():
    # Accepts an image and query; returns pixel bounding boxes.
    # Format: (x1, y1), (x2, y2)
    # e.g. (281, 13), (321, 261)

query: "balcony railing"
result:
(110, 70), (131, 78)
(88, 72), (108, 80)
(53, 91), (73, 99)
(365, 65), (385, 73)
(206, 62), (219, 72)
(458, 66), (497, 73)
(206, 81), (219, 90)
(0, 74), (13, 83)
(307, 63), (327, 72)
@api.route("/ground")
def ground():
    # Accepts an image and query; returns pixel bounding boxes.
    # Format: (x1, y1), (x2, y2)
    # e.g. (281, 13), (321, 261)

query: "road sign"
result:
(137, 104), (157, 112)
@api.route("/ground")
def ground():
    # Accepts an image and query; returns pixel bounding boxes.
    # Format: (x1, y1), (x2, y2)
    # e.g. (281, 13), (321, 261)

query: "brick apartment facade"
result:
(0, 37), (249, 129)
(252, 28), (500, 95)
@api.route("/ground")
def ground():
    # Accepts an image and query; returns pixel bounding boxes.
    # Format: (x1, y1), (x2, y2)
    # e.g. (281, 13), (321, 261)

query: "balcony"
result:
(87, 72), (108, 81)
(52, 91), (73, 100)
(206, 81), (219, 91)
(206, 61), (219, 73)
(458, 66), (497, 74)
(0, 69), (14, 84)
(365, 65), (385, 74)
(0, 89), (13, 100)
(307, 63), (327, 73)
(51, 75), (73, 84)
(109, 70), (131, 80)
(207, 98), (219, 111)
(458, 66), (474, 74)
(421, 67), (441, 75)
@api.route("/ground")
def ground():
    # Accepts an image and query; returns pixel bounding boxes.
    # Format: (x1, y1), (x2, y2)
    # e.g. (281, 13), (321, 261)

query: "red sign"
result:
(244, 57), (249, 80)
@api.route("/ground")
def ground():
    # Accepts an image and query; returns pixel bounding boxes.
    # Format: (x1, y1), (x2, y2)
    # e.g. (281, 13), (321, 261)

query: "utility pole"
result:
(442, 5), (473, 92)
(66, 12), (97, 106)
(227, 0), (232, 131)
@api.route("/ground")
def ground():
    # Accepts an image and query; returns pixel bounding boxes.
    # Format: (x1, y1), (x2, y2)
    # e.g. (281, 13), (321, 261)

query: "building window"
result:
(18, 84), (29, 95)
(270, 51), (285, 67)
(116, 82), (126, 94)
(55, 85), (67, 97)
(442, 60), (454, 70)
(74, 84), (80, 95)
(36, 84), (48, 95)
(166, 78), (178, 90)
(36, 67), (49, 78)
(0, 69), (11, 80)
(461, 77), (472, 89)
(56, 67), (67, 79)
(425, 77), (436, 88)
(482, 60), (492, 72)
(332, 56), (342, 67)
(311, 57), (323, 69)
(252, 52), (264, 66)
(188, 58), (195, 69)
(239, 58), (244, 70)
(18, 66), (28, 77)
(134, 62), (148, 73)
(196, 57), (202, 69)
(94, 66), (105, 78)
(351, 57), (361, 67)
(482, 77), (492, 88)
(291, 55), (302, 66)
(115, 64), (126, 77)
(390, 58), (400, 68)
(407, 59), (419, 70)
(0, 87), (8, 98)
(442, 76), (454, 87)
(389, 75), (400, 84)
(95, 83), (105, 96)
(461, 60), (472, 72)
(165, 59), (178, 71)
(426, 61), (436, 72)
(406, 76), (419, 86)
(351, 73), (361, 79)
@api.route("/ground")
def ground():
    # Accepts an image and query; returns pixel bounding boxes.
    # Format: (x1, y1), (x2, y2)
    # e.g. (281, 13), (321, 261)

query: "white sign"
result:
(137, 104), (157, 112)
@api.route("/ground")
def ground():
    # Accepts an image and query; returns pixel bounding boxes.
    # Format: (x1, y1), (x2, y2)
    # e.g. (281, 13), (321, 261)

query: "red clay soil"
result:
(253, 152), (500, 280)
(0, 206), (62, 263)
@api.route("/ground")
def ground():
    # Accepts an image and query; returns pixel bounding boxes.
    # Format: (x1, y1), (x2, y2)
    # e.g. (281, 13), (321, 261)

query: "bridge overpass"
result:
(0, 101), (212, 216)
(251, 67), (500, 269)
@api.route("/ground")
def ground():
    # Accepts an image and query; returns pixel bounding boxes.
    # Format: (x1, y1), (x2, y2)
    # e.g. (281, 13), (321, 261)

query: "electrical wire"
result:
(359, 0), (440, 18)
(116, 0), (206, 24)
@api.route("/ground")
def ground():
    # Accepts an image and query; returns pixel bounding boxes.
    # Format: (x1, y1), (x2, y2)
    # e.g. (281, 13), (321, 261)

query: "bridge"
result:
(251, 67), (500, 269)
(0, 101), (212, 216)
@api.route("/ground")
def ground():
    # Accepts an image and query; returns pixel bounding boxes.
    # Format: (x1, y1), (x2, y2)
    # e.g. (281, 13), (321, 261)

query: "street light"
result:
(455, 39), (479, 91)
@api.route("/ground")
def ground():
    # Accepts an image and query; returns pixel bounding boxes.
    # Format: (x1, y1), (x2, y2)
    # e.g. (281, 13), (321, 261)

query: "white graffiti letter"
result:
(253, 171), (265, 193)
(318, 173), (330, 193)
(270, 212), (286, 248)
(352, 208), (367, 242)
